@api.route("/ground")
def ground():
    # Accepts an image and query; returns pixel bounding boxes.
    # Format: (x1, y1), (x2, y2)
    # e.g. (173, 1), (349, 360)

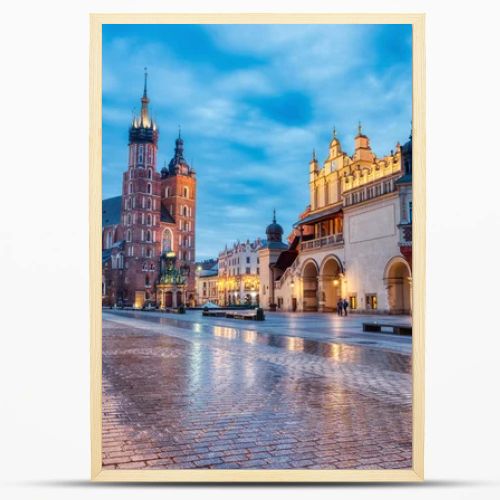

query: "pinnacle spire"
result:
(357, 121), (362, 136)
(143, 67), (148, 98)
(333, 125), (337, 139)
(273, 208), (276, 224)
(139, 67), (150, 126)
(312, 148), (316, 161)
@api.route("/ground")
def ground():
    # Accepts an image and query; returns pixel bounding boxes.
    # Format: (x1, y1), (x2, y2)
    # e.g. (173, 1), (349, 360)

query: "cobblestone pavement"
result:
(102, 310), (412, 470)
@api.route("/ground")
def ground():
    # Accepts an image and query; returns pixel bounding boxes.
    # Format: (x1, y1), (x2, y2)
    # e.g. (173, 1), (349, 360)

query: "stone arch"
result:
(319, 254), (343, 312)
(319, 253), (344, 275)
(384, 256), (412, 315)
(301, 259), (319, 312)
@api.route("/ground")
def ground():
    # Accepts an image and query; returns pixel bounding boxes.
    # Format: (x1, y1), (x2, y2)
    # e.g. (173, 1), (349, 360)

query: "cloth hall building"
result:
(259, 125), (413, 315)
(102, 72), (197, 308)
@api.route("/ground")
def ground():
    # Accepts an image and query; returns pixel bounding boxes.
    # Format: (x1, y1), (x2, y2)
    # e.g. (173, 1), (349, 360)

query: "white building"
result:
(194, 260), (219, 306)
(259, 126), (413, 315)
(217, 239), (265, 306)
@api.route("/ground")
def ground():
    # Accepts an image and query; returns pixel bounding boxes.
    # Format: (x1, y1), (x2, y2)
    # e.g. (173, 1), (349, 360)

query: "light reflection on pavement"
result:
(102, 309), (412, 470)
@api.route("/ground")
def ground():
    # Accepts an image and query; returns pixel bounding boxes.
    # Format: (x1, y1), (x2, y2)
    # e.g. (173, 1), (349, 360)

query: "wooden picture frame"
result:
(90, 12), (425, 482)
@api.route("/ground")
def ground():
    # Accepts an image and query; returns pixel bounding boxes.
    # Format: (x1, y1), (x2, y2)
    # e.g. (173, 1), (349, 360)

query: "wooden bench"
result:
(362, 322), (412, 336)
(202, 308), (265, 321)
(162, 307), (186, 314)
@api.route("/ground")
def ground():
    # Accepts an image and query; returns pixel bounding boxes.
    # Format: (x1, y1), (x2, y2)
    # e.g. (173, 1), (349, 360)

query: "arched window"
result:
(146, 230), (152, 242)
(127, 214), (131, 225)
(145, 274), (150, 286)
(183, 186), (189, 198)
(147, 146), (153, 166)
(147, 183), (152, 194)
(182, 206), (188, 216)
(146, 214), (152, 226)
(105, 231), (112, 249)
(126, 229), (132, 242)
(147, 169), (152, 179)
(138, 145), (144, 165)
(128, 183), (132, 194)
(146, 198), (151, 210)
(162, 229), (172, 252)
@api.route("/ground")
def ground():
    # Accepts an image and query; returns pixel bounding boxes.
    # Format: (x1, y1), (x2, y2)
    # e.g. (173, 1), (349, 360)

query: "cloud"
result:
(102, 24), (412, 259)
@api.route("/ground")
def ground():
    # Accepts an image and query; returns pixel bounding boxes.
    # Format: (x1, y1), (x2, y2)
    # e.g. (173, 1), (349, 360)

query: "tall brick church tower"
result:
(102, 69), (197, 308)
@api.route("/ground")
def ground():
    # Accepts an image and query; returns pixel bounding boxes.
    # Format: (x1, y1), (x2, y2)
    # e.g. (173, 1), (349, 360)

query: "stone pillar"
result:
(338, 273), (345, 301)
(317, 276), (326, 312)
(407, 276), (413, 315)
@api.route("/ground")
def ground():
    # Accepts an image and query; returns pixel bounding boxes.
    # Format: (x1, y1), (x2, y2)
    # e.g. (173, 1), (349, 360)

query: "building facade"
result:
(260, 125), (413, 315)
(217, 239), (264, 306)
(102, 71), (197, 308)
(194, 259), (219, 306)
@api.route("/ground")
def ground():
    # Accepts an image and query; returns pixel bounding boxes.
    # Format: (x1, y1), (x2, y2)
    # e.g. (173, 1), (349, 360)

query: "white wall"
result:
(343, 195), (402, 311)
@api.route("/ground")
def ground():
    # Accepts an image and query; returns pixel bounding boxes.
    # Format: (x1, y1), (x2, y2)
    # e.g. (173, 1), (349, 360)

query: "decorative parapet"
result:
(300, 233), (344, 252)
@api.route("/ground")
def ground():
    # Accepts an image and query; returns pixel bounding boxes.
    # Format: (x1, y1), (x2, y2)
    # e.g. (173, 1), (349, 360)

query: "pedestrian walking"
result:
(342, 298), (349, 316)
(337, 298), (343, 316)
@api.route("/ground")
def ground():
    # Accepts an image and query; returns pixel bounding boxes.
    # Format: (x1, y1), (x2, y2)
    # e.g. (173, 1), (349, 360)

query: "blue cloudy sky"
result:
(102, 24), (412, 260)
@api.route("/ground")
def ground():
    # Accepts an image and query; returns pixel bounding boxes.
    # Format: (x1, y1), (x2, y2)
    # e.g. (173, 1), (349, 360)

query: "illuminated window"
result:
(366, 294), (377, 310)
(349, 295), (357, 310)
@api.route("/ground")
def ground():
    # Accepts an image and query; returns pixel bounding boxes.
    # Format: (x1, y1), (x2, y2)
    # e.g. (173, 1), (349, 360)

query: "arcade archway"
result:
(320, 256), (343, 312)
(302, 260), (319, 312)
(384, 257), (412, 315)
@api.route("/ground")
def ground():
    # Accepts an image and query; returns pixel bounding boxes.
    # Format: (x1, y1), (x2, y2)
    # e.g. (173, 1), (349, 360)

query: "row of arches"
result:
(299, 254), (411, 314)
(302, 255), (343, 312)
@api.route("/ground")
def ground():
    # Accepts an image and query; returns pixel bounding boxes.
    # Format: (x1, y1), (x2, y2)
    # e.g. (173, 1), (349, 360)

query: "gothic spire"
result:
(143, 67), (148, 98)
(140, 67), (150, 126)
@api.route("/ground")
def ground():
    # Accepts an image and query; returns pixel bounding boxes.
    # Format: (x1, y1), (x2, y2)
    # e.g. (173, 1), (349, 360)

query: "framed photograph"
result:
(90, 13), (425, 482)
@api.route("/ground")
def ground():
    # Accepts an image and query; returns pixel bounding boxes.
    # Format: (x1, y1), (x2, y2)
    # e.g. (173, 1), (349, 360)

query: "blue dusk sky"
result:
(102, 24), (412, 260)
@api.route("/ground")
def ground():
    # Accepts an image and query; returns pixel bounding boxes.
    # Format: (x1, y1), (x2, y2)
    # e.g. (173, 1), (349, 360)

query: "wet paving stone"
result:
(102, 311), (412, 470)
